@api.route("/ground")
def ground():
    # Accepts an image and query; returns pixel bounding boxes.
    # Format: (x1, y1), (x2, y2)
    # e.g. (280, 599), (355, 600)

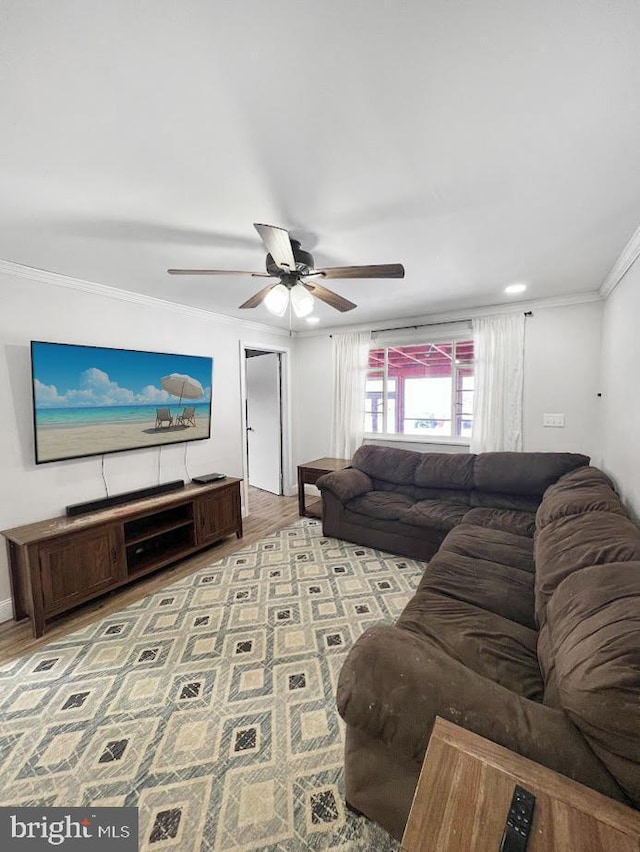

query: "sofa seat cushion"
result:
(461, 507), (536, 538)
(470, 491), (541, 512)
(397, 589), (543, 700)
(372, 480), (471, 505)
(534, 511), (640, 628)
(417, 549), (536, 630)
(346, 491), (414, 521)
(546, 562), (640, 807)
(400, 500), (468, 532)
(441, 523), (535, 573)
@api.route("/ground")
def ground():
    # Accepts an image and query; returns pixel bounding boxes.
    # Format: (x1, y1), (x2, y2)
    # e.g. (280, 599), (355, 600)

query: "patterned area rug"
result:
(0, 518), (425, 850)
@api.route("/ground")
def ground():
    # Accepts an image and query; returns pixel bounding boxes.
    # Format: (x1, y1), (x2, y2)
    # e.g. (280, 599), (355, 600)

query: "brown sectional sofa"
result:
(316, 445), (640, 841)
(318, 445), (587, 562)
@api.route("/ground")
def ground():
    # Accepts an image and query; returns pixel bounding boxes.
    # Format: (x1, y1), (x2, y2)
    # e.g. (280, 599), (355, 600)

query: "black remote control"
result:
(499, 784), (535, 852)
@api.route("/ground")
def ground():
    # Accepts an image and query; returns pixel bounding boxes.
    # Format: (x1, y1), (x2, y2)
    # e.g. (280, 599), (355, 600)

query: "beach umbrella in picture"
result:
(161, 373), (205, 413)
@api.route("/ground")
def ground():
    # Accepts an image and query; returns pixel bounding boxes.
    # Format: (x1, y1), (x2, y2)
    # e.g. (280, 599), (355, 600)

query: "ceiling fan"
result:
(167, 223), (404, 317)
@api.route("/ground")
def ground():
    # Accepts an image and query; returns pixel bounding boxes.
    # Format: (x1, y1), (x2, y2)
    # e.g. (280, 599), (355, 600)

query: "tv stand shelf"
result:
(125, 517), (194, 548)
(1, 478), (242, 638)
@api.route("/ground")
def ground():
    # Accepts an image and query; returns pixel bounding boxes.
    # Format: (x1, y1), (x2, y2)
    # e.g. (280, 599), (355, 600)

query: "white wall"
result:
(293, 301), (604, 466)
(0, 269), (288, 615)
(292, 335), (333, 465)
(522, 301), (603, 460)
(600, 260), (640, 519)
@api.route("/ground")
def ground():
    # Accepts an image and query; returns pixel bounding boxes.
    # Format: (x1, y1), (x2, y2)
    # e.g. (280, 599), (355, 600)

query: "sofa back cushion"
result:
(545, 562), (640, 807)
(352, 445), (477, 490)
(534, 506), (640, 629)
(414, 452), (476, 489)
(352, 446), (588, 506)
(474, 452), (590, 497)
(536, 466), (626, 530)
(352, 445), (420, 485)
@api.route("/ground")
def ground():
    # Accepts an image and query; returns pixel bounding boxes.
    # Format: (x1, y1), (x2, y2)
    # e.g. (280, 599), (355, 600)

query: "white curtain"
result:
(470, 313), (525, 453)
(330, 331), (371, 459)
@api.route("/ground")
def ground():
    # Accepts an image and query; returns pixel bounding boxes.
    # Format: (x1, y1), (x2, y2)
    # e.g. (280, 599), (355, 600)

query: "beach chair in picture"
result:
(155, 408), (174, 428)
(177, 406), (197, 427)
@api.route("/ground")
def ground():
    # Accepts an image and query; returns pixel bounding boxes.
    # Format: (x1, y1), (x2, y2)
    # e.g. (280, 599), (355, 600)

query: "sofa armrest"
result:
(337, 624), (625, 800)
(316, 468), (373, 502)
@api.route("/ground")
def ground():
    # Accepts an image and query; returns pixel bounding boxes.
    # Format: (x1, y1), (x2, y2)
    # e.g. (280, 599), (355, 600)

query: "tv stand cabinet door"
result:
(195, 484), (242, 545)
(39, 525), (125, 616)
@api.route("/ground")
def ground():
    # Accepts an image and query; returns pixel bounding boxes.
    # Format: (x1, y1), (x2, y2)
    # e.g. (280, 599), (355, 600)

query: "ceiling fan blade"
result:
(311, 263), (405, 280)
(254, 223), (296, 271)
(303, 282), (357, 312)
(167, 269), (271, 277)
(238, 283), (276, 309)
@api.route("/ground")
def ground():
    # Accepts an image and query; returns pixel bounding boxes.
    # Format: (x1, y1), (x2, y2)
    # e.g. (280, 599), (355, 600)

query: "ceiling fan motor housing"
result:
(265, 239), (314, 278)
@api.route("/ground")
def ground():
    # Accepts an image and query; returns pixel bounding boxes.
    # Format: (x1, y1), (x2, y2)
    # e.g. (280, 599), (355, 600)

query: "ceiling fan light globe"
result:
(290, 283), (314, 317)
(264, 283), (289, 316)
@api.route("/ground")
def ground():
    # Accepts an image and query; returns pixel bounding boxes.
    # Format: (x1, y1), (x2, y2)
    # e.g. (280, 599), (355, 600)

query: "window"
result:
(365, 340), (474, 439)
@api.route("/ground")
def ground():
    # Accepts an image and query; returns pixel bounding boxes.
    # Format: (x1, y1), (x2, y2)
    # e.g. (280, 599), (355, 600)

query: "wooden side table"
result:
(297, 457), (351, 518)
(402, 718), (640, 851)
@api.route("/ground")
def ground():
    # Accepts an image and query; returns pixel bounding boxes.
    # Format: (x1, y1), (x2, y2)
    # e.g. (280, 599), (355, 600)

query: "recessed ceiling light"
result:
(504, 282), (527, 294)
(306, 316), (320, 324)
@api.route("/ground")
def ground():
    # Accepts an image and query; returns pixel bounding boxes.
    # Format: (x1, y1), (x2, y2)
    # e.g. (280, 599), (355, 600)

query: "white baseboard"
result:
(0, 597), (14, 624)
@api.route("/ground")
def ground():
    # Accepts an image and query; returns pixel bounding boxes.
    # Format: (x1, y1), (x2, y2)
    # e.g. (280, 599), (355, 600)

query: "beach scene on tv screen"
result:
(31, 342), (213, 463)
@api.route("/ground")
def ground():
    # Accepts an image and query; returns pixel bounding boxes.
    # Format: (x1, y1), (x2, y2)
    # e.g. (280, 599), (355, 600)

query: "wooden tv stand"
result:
(1, 478), (242, 638)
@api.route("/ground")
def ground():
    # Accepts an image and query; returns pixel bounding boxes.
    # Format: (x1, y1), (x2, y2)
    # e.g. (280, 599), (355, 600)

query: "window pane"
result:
(386, 378), (397, 434)
(368, 348), (385, 369)
(389, 344), (453, 436)
(365, 340), (473, 440)
(365, 375), (384, 433)
(455, 339), (474, 364)
(404, 376), (452, 434)
(455, 367), (474, 437)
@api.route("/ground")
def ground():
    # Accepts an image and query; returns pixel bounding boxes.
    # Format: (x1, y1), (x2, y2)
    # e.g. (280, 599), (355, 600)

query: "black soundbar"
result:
(66, 479), (185, 517)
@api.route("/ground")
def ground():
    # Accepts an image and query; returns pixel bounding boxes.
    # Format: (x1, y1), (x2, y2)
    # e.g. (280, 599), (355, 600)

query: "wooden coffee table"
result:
(402, 717), (640, 851)
(297, 457), (350, 518)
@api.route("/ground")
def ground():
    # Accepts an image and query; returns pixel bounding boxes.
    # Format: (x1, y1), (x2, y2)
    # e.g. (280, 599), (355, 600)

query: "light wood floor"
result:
(0, 487), (307, 666)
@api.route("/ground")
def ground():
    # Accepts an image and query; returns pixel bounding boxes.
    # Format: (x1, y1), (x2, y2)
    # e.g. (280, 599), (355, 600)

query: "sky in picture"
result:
(32, 342), (213, 409)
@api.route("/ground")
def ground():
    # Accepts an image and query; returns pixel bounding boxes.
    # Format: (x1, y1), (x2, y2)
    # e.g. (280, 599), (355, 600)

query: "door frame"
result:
(239, 340), (294, 513)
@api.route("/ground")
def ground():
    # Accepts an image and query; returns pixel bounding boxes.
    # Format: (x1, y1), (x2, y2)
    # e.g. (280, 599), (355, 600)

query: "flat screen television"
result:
(30, 341), (213, 464)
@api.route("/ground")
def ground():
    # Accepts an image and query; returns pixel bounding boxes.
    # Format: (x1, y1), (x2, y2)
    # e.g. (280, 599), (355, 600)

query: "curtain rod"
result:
(329, 311), (533, 337)
(374, 310), (533, 334)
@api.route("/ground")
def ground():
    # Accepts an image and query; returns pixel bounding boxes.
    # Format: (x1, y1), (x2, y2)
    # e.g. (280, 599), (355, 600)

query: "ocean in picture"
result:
(35, 402), (211, 430)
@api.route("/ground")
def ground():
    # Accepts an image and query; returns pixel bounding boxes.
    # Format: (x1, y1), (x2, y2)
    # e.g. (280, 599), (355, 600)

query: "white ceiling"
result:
(1, 1), (640, 331)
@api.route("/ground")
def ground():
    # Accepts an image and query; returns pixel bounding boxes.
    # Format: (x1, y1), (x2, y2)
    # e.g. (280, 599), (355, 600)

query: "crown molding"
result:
(0, 259), (291, 338)
(600, 224), (640, 298)
(1, 257), (607, 340)
(295, 290), (603, 338)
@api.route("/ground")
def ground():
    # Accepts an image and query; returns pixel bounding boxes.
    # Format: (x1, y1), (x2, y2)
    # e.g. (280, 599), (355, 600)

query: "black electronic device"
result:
(66, 479), (185, 516)
(191, 473), (226, 484)
(499, 784), (535, 852)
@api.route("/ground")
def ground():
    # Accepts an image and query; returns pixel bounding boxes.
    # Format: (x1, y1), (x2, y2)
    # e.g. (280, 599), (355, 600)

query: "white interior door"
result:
(246, 351), (282, 494)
